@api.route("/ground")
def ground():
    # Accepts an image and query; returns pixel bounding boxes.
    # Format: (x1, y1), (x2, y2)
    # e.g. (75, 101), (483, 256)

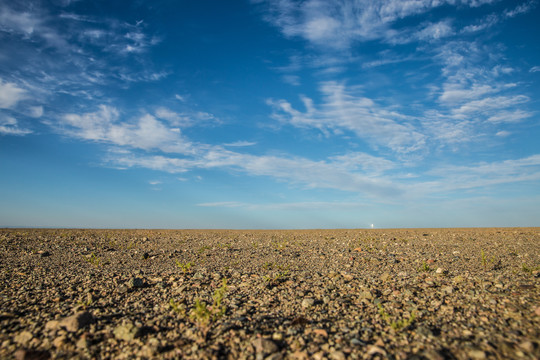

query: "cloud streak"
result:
(268, 81), (425, 154)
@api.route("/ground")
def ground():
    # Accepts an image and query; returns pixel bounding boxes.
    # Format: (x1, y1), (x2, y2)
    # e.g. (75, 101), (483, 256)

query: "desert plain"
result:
(0, 227), (539, 359)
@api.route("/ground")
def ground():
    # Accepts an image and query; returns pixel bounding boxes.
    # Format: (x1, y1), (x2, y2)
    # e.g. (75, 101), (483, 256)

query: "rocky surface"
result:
(0, 228), (539, 359)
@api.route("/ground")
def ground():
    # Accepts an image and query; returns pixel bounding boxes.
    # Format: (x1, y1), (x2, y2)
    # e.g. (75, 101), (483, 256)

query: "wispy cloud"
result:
(423, 154), (540, 192)
(0, 115), (32, 136)
(268, 81), (425, 154)
(256, 0), (502, 50)
(108, 147), (402, 197)
(224, 141), (257, 147)
(0, 79), (26, 109)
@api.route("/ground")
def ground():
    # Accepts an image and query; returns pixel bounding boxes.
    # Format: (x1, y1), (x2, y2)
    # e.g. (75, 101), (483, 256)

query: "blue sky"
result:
(1, 0), (539, 229)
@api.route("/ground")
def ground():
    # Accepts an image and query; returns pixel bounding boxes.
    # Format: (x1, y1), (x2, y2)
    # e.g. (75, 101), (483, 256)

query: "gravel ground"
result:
(0, 228), (539, 360)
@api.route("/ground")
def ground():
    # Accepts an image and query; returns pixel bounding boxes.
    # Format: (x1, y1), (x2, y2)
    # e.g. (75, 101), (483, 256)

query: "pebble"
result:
(14, 331), (33, 346)
(468, 349), (486, 359)
(128, 277), (144, 288)
(113, 322), (142, 341)
(14, 349), (50, 360)
(329, 350), (346, 360)
(301, 298), (315, 308)
(60, 311), (93, 332)
(252, 338), (279, 354)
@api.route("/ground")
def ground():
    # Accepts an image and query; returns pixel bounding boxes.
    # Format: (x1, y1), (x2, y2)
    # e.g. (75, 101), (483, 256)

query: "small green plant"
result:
(189, 279), (228, 334)
(263, 270), (290, 285)
(481, 249), (487, 271)
(521, 263), (540, 274)
(197, 245), (211, 254)
(169, 298), (186, 316)
(77, 294), (93, 309)
(85, 252), (101, 267)
(378, 303), (416, 331)
(176, 260), (194, 274)
(263, 262), (274, 270)
(418, 261), (431, 272)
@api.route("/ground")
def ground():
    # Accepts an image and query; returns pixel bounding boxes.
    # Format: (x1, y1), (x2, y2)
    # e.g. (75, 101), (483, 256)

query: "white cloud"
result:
(60, 105), (193, 154)
(268, 81), (425, 154)
(224, 141), (257, 147)
(487, 109), (533, 124)
(282, 74), (300, 86)
(424, 154), (540, 192)
(29, 106), (43, 118)
(439, 83), (498, 105)
(0, 115), (32, 135)
(495, 130), (511, 137)
(155, 107), (189, 126)
(504, 1), (536, 18)
(414, 20), (454, 42)
(452, 95), (529, 117)
(109, 147), (402, 197)
(257, 0), (499, 49)
(530, 66), (540, 73)
(461, 14), (498, 33)
(0, 6), (40, 35)
(0, 80), (26, 109)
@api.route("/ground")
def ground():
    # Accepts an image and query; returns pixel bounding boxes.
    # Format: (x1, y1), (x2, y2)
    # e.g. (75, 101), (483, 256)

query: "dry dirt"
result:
(0, 228), (539, 359)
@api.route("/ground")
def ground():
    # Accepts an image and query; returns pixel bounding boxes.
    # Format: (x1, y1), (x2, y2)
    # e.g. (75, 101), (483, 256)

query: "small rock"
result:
(252, 338), (279, 354)
(350, 338), (364, 346)
(39, 251), (50, 258)
(114, 322), (142, 341)
(441, 285), (453, 294)
(14, 349), (50, 360)
(192, 272), (205, 280)
(14, 331), (33, 346)
(380, 272), (391, 282)
(359, 290), (373, 300)
(45, 320), (60, 331)
(519, 341), (534, 352)
(468, 349), (486, 359)
(330, 351), (346, 360)
(272, 332), (283, 341)
(312, 329), (328, 337)
(76, 335), (89, 349)
(535, 306), (540, 316)
(60, 311), (93, 332)
(52, 336), (67, 349)
(128, 277), (144, 288)
(302, 298), (315, 308)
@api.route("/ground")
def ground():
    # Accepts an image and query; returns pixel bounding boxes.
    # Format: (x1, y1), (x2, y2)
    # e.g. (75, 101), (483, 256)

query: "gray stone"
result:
(252, 338), (279, 354)
(113, 322), (142, 341)
(128, 277), (144, 288)
(301, 298), (315, 308)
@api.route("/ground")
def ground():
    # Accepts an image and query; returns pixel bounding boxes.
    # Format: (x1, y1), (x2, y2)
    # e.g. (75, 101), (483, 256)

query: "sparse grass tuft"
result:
(189, 279), (228, 335)
(418, 261), (431, 272)
(176, 260), (194, 274)
(378, 303), (416, 331)
(85, 252), (101, 267)
(521, 263), (540, 274)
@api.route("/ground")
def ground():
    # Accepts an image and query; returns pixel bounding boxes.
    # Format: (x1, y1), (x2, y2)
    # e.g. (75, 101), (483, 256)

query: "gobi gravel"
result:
(0, 228), (539, 359)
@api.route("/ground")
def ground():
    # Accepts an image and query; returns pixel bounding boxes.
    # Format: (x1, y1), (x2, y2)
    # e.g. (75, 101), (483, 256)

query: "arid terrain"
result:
(0, 228), (539, 359)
